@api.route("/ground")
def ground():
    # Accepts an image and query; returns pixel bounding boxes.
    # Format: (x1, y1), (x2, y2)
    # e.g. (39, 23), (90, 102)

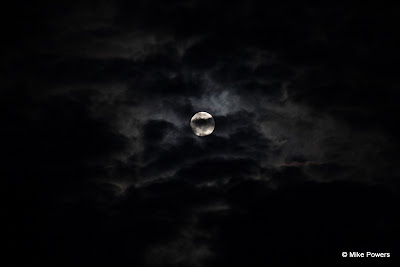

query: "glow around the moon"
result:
(190, 112), (215, 136)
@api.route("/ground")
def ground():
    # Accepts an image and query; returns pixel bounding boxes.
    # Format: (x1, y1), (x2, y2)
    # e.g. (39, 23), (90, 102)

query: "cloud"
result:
(5, 3), (400, 266)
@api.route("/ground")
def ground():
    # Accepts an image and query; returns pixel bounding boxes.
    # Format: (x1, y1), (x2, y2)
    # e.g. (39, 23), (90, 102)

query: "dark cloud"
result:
(4, 2), (400, 266)
(176, 157), (261, 186)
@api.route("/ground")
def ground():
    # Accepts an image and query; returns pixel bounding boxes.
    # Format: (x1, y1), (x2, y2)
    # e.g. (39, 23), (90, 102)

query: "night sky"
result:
(4, 2), (400, 266)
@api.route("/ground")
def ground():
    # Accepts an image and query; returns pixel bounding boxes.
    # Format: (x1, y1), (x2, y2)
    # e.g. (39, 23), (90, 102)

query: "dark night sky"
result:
(4, 2), (400, 266)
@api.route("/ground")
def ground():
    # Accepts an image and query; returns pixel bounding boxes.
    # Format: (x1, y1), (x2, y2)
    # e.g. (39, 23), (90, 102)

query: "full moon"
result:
(190, 112), (215, 136)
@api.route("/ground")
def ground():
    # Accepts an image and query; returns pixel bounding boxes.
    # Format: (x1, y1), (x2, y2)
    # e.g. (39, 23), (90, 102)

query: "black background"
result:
(4, 2), (400, 266)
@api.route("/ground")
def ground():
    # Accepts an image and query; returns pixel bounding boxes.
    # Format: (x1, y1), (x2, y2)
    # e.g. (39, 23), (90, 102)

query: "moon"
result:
(190, 112), (215, 136)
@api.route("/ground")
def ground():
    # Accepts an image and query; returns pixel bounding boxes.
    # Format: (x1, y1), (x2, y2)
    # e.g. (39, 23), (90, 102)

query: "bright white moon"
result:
(190, 112), (215, 136)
